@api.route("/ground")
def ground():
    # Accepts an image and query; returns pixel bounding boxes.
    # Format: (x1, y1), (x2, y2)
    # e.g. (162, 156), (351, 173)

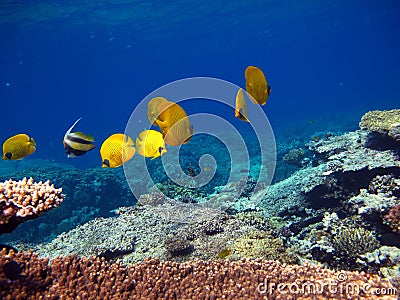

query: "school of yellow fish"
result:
(2, 66), (270, 167)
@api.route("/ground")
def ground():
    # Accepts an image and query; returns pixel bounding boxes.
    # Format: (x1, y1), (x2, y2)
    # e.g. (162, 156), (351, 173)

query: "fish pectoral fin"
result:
(235, 108), (249, 122)
(156, 119), (167, 127)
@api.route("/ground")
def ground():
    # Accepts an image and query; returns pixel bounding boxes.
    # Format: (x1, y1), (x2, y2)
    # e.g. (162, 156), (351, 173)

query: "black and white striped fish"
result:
(63, 118), (95, 158)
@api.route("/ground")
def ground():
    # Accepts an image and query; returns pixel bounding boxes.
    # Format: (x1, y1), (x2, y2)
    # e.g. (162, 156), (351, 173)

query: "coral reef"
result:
(212, 125), (398, 215)
(1, 109), (400, 298)
(295, 212), (382, 271)
(0, 166), (133, 242)
(164, 236), (194, 257)
(307, 130), (399, 174)
(283, 148), (305, 167)
(384, 204), (400, 234)
(0, 178), (64, 234)
(359, 109), (400, 141)
(230, 230), (297, 263)
(331, 226), (380, 258)
(0, 249), (396, 300)
(33, 202), (296, 265)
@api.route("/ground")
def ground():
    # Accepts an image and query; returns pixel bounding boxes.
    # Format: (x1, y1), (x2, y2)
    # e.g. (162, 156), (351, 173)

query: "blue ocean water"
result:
(1, 0), (399, 169)
(1, 5), (400, 298)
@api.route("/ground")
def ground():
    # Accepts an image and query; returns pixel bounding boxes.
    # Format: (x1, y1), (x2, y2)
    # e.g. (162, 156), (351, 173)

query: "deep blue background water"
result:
(0, 0), (399, 169)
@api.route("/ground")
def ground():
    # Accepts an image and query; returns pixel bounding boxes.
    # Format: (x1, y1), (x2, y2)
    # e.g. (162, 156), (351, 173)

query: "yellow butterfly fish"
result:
(235, 88), (250, 122)
(136, 130), (167, 159)
(100, 133), (135, 168)
(147, 97), (193, 146)
(2, 134), (36, 160)
(245, 65), (271, 105)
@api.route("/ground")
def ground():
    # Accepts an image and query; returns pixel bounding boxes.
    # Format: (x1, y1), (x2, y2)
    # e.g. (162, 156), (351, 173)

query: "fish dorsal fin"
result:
(71, 132), (94, 142)
(65, 117), (82, 136)
(85, 134), (95, 142)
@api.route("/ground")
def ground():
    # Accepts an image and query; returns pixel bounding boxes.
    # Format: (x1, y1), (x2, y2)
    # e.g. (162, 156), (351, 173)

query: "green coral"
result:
(359, 109), (400, 133)
(332, 226), (380, 258)
(231, 230), (297, 264)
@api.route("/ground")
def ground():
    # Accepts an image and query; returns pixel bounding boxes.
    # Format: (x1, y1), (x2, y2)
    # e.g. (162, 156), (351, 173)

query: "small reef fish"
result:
(312, 135), (320, 142)
(2, 134), (36, 160)
(63, 118), (95, 158)
(245, 65), (271, 105)
(100, 133), (135, 168)
(235, 88), (250, 122)
(188, 166), (196, 177)
(135, 130), (167, 159)
(147, 97), (168, 125)
(217, 248), (231, 259)
(147, 97), (194, 146)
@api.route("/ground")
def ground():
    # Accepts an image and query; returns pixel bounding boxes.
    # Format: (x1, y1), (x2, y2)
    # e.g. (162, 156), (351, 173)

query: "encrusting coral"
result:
(0, 249), (397, 300)
(283, 148), (305, 167)
(0, 177), (64, 234)
(359, 109), (400, 141)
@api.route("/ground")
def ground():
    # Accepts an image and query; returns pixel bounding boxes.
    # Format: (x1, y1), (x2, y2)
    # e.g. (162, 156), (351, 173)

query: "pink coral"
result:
(0, 249), (397, 299)
(384, 204), (400, 234)
(0, 177), (64, 234)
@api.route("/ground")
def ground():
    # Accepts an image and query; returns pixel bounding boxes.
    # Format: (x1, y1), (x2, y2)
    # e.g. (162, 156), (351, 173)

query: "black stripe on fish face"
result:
(5, 152), (12, 159)
(102, 159), (110, 167)
(65, 135), (94, 145)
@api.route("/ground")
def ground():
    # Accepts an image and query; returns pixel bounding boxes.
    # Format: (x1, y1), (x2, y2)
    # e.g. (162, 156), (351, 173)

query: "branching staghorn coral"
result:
(332, 226), (380, 257)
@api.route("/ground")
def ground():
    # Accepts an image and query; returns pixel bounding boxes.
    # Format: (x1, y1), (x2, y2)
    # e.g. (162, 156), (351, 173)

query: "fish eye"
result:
(102, 159), (110, 167)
